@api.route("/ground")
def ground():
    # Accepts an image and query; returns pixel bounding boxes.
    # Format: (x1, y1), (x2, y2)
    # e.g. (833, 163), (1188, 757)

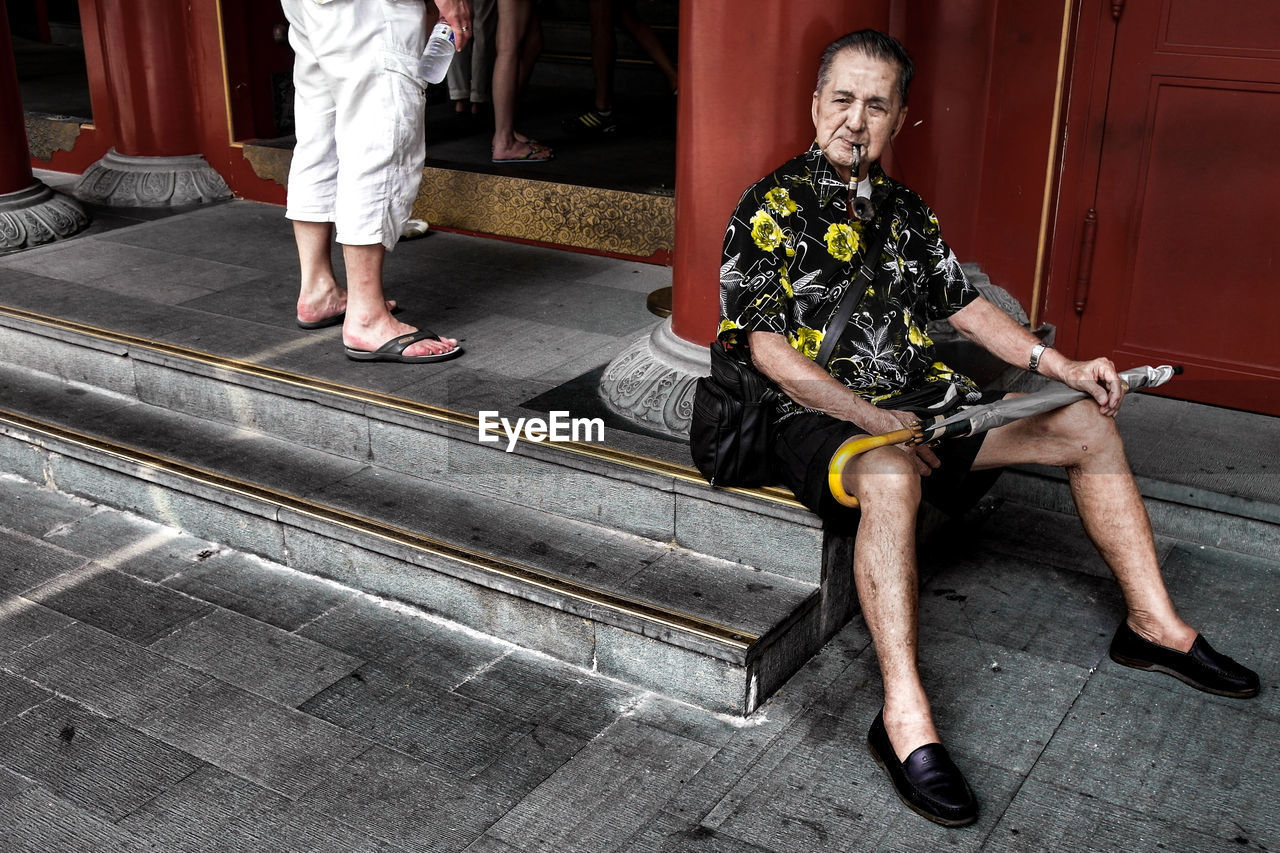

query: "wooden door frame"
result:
(1041, 0), (1119, 357)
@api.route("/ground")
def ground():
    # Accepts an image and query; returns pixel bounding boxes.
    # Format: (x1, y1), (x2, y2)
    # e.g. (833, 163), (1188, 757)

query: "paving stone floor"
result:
(1, 180), (1277, 850)
(1, 471), (1276, 852)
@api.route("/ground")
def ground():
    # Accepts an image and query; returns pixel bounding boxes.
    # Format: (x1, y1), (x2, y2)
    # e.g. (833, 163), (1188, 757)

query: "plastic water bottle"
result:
(419, 23), (457, 84)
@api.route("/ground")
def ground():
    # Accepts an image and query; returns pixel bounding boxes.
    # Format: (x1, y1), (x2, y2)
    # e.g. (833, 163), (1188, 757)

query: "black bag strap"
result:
(813, 213), (892, 370)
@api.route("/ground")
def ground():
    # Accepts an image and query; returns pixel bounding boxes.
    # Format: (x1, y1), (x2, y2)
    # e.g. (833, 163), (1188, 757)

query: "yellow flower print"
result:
(789, 327), (823, 360)
(780, 265), (793, 297)
(904, 310), (931, 347)
(719, 318), (740, 335)
(764, 187), (797, 217)
(823, 222), (861, 261)
(750, 209), (784, 251)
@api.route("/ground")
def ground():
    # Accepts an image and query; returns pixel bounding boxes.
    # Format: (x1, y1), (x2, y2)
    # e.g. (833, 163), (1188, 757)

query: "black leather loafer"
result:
(866, 710), (978, 827)
(1109, 621), (1260, 698)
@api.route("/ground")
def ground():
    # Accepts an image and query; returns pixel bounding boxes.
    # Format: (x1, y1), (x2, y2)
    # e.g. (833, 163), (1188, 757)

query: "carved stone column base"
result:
(599, 319), (709, 439)
(75, 149), (232, 207)
(0, 181), (90, 249)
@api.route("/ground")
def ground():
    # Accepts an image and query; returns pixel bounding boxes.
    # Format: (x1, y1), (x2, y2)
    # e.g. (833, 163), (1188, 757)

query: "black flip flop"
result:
(344, 328), (462, 363)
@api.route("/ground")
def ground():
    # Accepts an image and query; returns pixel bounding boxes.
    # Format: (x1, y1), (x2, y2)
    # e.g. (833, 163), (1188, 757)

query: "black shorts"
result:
(771, 406), (1003, 523)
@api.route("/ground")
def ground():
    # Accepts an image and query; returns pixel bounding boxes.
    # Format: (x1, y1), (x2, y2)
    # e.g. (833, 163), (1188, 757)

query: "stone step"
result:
(991, 467), (1280, 563)
(0, 307), (839, 714)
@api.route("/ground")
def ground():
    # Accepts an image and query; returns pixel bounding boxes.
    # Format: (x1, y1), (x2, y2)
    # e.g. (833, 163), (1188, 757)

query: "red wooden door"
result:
(1075, 0), (1280, 414)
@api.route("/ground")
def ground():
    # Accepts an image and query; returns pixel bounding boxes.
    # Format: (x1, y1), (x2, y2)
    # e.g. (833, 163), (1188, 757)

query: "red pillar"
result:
(74, 0), (230, 206)
(0, 0), (88, 247)
(669, 1), (890, 346)
(0, 1), (34, 194)
(97, 0), (202, 157)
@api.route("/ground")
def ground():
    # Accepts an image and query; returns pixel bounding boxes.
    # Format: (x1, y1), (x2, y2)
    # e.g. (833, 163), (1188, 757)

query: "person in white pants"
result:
(282, 0), (471, 363)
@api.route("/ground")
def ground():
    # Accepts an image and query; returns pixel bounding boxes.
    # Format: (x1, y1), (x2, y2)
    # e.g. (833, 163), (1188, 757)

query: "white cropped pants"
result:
(281, 0), (428, 250)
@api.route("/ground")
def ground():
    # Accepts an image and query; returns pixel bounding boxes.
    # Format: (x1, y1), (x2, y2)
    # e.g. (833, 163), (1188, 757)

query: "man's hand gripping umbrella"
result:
(827, 365), (1183, 508)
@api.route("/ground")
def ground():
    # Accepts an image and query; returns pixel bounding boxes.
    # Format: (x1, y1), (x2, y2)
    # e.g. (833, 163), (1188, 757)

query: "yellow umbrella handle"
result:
(827, 426), (922, 508)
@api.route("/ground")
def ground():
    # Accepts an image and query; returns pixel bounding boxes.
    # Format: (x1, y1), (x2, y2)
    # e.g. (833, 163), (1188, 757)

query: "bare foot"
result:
(882, 704), (942, 763)
(491, 138), (553, 162)
(296, 291), (397, 326)
(1128, 616), (1197, 654)
(343, 316), (457, 359)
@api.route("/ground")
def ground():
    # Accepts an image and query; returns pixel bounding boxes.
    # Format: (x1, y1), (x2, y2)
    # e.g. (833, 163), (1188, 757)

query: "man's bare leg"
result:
(975, 400), (1196, 651)
(293, 221), (346, 325)
(292, 221), (396, 326)
(340, 242), (456, 358)
(845, 446), (941, 761)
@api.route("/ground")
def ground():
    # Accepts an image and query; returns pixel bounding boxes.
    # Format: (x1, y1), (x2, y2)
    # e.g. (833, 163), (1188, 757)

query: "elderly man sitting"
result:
(716, 29), (1259, 827)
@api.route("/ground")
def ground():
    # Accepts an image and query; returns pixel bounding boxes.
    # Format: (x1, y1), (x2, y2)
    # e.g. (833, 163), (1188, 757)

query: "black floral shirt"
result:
(719, 143), (983, 421)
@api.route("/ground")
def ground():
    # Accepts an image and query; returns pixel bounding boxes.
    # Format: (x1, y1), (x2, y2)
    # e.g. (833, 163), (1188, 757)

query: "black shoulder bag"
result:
(689, 218), (891, 488)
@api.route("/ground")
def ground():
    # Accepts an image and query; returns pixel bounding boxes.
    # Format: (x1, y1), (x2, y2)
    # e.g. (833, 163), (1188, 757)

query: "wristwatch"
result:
(1028, 343), (1048, 374)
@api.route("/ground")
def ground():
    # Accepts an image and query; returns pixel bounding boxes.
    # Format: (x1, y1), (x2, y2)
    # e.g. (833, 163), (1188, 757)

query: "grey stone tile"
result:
(296, 595), (506, 679)
(451, 649), (636, 740)
(1118, 392), (1280, 508)
(130, 357), (374, 461)
(0, 272), (210, 341)
(303, 464), (601, 579)
(0, 776), (158, 853)
(139, 679), (370, 799)
(299, 745), (504, 851)
(986, 777), (1249, 853)
(0, 236), (171, 284)
(117, 764), (405, 853)
(112, 531), (225, 584)
(697, 706), (1020, 853)
(100, 201), (300, 274)
(619, 810), (782, 853)
(148, 608), (362, 706)
(25, 565), (213, 645)
(0, 322), (137, 395)
(481, 718), (719, 853)
(1029, 672), (1279, 848)
(40, 505), (189, 570)
(918, 549), (1124, 669)
(0, 696), (204, 821)
(1103, 541), (1280, 719)
(6, 621), (209, 725)
(0, 475), (95, 539)
(279, 523), (598, 669)
(964, 498), (1178, 582)
(0, 670), (51, 722)
(301, 664), (534, 776)
(395, 364), (552, 417)
(594, 624), (747, 715)
(0, 528), (87, 596)
(177, 274), (302, 332)
(163, 549), (356, 632)
(0, 598), (76, 660)
(43, 451), (288, 564)
(619, 551), (815, 641)
(2, 238), (263, 303)
(438, 312), (625, 381)
(462, 837), (524, 853)
(816, 630), (1091, 778)
(366, 414), (678, 543)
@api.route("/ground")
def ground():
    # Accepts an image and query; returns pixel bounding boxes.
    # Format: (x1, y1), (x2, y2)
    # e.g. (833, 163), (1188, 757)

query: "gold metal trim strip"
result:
(0, 405), (757, 650)
(0, 304), (801, 507)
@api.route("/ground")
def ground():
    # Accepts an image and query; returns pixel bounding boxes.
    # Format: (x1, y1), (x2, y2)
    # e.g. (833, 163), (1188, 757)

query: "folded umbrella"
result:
(828, 365), (1181, 508)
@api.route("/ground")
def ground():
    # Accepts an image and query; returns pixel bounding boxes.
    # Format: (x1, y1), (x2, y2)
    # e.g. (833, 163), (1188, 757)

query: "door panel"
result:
(1077, 0), (1280, 414)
